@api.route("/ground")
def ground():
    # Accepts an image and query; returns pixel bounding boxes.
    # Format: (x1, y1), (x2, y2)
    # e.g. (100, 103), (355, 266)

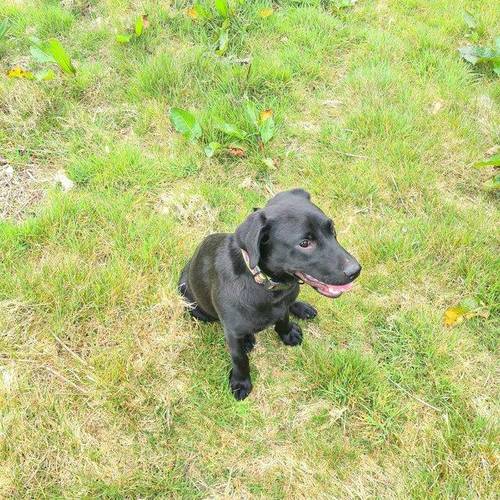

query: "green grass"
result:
(0, 0), (499, 497)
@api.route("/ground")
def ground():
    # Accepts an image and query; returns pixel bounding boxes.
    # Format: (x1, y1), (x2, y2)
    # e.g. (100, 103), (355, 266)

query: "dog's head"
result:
(235, 189), (361, 298)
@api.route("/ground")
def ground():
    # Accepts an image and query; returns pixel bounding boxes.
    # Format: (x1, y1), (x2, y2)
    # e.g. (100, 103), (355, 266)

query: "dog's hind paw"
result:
(290, 301), (317, 320)
(278, 322), (303, 346)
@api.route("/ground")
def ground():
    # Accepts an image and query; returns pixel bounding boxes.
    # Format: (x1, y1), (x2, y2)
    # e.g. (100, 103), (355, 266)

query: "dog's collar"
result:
(240, 249), (293, 291)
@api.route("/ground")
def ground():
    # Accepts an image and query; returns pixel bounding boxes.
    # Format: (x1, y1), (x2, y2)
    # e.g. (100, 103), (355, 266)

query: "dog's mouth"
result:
(294, 272), (354, 298)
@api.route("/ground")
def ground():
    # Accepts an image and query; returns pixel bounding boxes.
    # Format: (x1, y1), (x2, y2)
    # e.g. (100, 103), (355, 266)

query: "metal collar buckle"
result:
(240, 249), (291, 291)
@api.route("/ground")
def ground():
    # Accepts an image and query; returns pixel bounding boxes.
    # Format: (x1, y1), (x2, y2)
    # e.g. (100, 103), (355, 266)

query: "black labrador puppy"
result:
(178, 189), (361, 400)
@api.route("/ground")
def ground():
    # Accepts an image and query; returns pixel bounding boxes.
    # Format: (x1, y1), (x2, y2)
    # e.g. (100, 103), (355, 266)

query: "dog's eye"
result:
(299, 239), (311, 248)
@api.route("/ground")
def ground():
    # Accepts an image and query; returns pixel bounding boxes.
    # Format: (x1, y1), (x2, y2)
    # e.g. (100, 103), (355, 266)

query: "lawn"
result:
(0, 0), (499, 497)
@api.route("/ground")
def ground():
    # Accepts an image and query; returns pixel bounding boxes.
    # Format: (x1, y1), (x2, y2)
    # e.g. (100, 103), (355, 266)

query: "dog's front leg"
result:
(225, 332), (253, 400)
(275, 311), (303, 346)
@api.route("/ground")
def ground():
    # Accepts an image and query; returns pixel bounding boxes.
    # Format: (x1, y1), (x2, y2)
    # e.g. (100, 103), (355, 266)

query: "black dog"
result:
(178, 189), (361, 400)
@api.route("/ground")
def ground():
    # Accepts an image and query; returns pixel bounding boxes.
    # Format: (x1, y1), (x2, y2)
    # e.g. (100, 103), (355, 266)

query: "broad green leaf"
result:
(459, 45), (498, 65)
(169, 107), (202, 142)
(216, 29), (229, 56)
(483, 174), (500, 191)
(135, 15), (144, 36)
(245, 101), (259, 128)
(135, 15), (148, 36)
(259, 116), (275, 144)
(48, 38), (76, 74)
(473, 153), (500, 168)
(7, 67), (34, 79)
(463, 11), (478, 30)
(216, 122), (247, 140)
(35, 68), (56, 81)
(258, 8), (273, 18)
(460, 298), (481, 311)
(116, 34), (132, 43)
(31, 37), (74, 72)
(195, 4), (212, 19)
(29, 36), (42, 45)
(30, 45), (56, 63)
(30, 37), (56, 63)
(215, 0), (229, 18)
(204, 142), (221, 158)
(0, 19), (10, 40)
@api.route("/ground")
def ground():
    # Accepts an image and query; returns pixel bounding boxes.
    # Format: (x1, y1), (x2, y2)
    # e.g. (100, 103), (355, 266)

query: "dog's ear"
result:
(235, 210), (267, 268)
(289, 188), (310, 200)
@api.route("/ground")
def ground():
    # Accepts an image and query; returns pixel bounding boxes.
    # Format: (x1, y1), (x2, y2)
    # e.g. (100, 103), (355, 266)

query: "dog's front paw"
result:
(229, 372), (253, 400)
(290, 301), (317, 320)
(279, 322), (303, 346)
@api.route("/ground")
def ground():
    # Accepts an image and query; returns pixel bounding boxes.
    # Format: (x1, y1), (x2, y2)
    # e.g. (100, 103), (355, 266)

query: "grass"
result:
(0, 0), (499, 497)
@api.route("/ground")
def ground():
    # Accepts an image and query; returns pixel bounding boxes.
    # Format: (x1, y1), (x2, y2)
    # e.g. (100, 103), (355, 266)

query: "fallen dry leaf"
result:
(485, 145), (499, 156)
(141, 15), (149, 29)
(258, 8), (274, 18)
(7, 67), (34, 80)
(2, 165), (14, 180)
(260, 109), (273, 122)
(53, 170), (75, 192)
(443, 306), (470, 327)
(239, 177), (256, 189)
(322, 99), (343, 108)
(0, 367), (15, 392)
(443, 298), (489, 327)
(430, 100), (444, 115)
(227, 147), (246, 158)
(262, 158), (279, 169)
(186, 7), (198, 19)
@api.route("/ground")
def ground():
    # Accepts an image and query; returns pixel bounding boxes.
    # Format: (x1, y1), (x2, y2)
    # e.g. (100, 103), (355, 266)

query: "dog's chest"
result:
(242, 287), (299, 333)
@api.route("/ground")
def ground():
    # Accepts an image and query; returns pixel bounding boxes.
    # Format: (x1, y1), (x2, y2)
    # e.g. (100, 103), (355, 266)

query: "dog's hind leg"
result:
(290, 301), (317, 320)
(178, 263), (217, 323)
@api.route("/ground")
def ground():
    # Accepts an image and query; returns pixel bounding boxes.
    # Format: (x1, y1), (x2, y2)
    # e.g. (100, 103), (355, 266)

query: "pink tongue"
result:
(315, 281), (353, 298)
(325, 283), (353, 292)
(296, 273), (355, 297)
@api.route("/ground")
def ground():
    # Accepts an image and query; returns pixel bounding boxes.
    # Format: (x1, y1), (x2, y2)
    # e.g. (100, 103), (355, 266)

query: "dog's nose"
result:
(344, 261), (361, 281)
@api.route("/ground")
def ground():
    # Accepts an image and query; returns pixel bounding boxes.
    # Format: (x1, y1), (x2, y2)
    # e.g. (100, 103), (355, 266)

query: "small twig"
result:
(24, 452), (49, 485)
(389, 173), (412, 213)
(43, 365), (88, 394)
(388, 377), (441, 412)
(354, 207), (370, 214)
(331, 149), (371, 160)
(52, 332), (89, 365)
